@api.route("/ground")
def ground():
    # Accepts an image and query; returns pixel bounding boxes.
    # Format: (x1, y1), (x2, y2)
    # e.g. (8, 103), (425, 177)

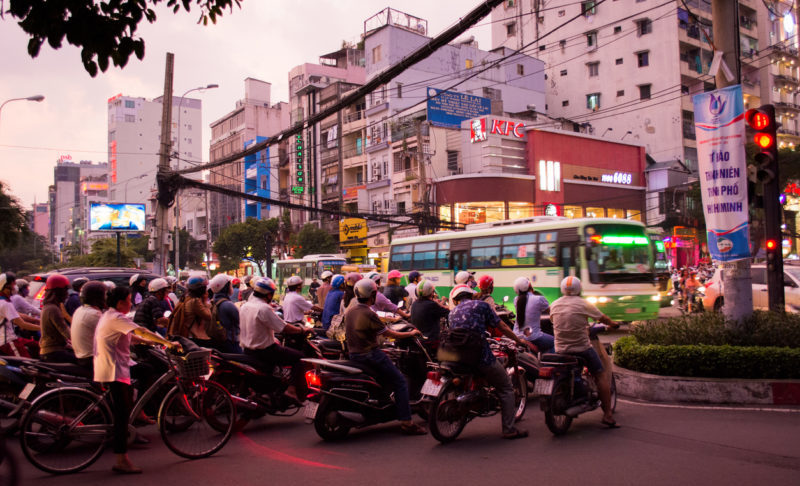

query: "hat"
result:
(408, 270), (422, 281)
(560, 276), (582, 296)
(71, 277), (89, 292)
(209, 274), (232, 294)
(365, 272), (381, 284)
(286, 275), (303, 287)
(387, 269), (402, 280)
(253, 277), (277, 295)
(0, 273), (15, 290)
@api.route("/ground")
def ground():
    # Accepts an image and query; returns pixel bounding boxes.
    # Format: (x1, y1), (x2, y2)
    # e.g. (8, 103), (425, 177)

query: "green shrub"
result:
(632, 311), (800, 348)
(613, 335), (800, 379)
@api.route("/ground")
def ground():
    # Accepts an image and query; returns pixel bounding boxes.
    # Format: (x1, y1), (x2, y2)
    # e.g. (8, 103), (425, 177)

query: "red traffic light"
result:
(754, 133), (775, 149)
(746, 108), (773, 131)
(766, 239), (777, 250)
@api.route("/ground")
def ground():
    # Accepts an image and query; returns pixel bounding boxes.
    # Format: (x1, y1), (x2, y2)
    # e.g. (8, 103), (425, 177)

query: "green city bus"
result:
(388, 217), (660, 321)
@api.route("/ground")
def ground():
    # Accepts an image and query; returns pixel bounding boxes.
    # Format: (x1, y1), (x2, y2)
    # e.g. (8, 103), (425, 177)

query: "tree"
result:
(0, 182), (30, 252)
(289, 223), (338, 259)
(0, 230), (54, 275)
(213, 218), (279, 276)
(8, 0), (242, 77)
(68, 238), (138, 267)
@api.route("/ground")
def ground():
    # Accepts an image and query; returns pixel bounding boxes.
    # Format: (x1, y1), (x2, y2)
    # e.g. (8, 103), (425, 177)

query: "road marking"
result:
(618, 398), (800, 413)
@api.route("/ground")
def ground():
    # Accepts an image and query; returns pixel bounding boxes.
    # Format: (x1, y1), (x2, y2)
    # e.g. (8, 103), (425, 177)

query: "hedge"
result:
(613, 335), (800, 380)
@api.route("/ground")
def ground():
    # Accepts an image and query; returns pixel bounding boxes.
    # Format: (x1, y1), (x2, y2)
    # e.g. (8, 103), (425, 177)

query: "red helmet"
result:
(232, 278), (240, 286)
(45, 274), (70, 290)
(478, 275), (494, 291)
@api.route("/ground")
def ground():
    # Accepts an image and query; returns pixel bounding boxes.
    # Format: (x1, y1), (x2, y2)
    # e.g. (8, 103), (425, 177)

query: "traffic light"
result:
(745, 105), (778, 183)
(766, 239), (779, 271)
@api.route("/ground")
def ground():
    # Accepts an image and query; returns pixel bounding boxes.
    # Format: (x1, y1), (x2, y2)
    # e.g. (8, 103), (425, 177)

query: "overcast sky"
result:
(0, 0), (492, 209)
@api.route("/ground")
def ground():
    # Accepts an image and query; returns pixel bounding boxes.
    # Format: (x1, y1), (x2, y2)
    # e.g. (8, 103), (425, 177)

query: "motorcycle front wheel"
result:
(313, 396), (351, 441)
(544, 380), (573, 435)
(509, 367), (527, 422)
(428, 381), (468, 444)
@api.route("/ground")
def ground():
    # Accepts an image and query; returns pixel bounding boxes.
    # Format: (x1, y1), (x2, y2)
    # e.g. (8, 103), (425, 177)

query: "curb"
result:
(613, 365), (800, 405)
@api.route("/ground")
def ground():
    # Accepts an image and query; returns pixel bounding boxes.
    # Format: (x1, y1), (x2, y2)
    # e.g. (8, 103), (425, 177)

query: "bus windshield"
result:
(585, 224), (654, 284)
(319, 260), (345, 275)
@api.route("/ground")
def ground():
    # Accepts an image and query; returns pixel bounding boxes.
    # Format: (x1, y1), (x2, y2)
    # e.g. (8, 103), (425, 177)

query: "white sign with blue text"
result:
(693, 85), (750, 262)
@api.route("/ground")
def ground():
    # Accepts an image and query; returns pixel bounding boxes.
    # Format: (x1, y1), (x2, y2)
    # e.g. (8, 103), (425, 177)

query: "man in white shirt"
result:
(240, 277), (306, 403)
(71, 281), (108, 368)
(0, 273), (41, 357)
(281, 275), (321, 324)
(404, 271), (422, 310)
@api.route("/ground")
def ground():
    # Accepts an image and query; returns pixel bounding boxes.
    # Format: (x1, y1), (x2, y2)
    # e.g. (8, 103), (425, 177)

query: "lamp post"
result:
(0, 95), (45, 135)
(601, 128), (613, 137)
(123, 173), (149, 202)
(174, 84), (218, 273)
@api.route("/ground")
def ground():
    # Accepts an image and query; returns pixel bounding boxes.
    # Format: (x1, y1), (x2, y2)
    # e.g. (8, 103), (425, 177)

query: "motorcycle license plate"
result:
(18, 383), (35, 400)
(304, 401), (319, 419)
(533, 379), (554, 396)
(625, 307), (642, 314)
(420, 378), (445, 397)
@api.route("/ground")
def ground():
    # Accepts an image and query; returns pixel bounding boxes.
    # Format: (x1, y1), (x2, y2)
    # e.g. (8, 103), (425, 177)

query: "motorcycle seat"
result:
(37, 362), (93, 379)
(315, 338), (344, 351)
(216, 352), (265, 369)
(540, 353), (581, 366)
(439, 361), (474, 375)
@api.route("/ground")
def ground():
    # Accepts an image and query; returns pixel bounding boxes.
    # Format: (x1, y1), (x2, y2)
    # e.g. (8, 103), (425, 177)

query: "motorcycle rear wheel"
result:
(509, 368), (527, 422)
(313, 396), (351, 441)
(428, 382), (468, 444)
(544, 380), (573, 435)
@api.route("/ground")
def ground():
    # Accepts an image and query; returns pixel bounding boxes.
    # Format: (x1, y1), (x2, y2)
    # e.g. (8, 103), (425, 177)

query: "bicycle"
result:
(17, 345), (236, 474)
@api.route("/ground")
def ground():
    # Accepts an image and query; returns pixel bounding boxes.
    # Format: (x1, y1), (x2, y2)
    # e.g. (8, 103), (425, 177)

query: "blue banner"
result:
(426, 88), (491, 129)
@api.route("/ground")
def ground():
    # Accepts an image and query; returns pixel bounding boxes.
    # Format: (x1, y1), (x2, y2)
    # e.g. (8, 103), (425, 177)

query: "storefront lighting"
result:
(655, 241), (665, 252)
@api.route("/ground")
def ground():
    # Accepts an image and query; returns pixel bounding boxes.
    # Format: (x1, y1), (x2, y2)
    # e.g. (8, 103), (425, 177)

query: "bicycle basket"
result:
(174, 349), (211, 379)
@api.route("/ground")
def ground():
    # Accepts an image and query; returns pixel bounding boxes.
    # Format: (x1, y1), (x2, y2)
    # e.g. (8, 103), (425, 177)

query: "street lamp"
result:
(122, 173), (149, 202)
(601, 128), (613, 137)
(174, 83), (218, 272)
(0, 94), (45, 135)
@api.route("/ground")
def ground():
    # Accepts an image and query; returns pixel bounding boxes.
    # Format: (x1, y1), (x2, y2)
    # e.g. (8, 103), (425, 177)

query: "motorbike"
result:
(534, 326), (617, 435)
(422, 337), (528, 444)
(301, 323), (435, 441)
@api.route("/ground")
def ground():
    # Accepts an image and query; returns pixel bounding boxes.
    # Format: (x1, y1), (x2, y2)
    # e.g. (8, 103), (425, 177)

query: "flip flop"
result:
(400, 423), (427, 435)
(112, 465), (143, 474)
(502, 428), (529, 440)
(601, 419), (621, 429)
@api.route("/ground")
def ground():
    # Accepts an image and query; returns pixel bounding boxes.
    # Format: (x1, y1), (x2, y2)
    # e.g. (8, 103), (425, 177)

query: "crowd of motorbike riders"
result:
(0, 266), (621, 472)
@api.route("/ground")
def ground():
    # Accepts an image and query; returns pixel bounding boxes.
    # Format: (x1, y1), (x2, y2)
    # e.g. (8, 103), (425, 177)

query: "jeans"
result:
(528, 333), (555, 354)
(244, 344), (306, 397)
(476, 360), (516, 434)
(349, 348), (412, 422)
(108, 382), (133, 454)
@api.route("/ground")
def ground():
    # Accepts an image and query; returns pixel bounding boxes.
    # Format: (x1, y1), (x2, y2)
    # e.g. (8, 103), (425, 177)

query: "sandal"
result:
(502, 428), (529, 440)
(112, 464), (143, 474)
(601, 419), (621, 429)
(400, 422), (427, 435)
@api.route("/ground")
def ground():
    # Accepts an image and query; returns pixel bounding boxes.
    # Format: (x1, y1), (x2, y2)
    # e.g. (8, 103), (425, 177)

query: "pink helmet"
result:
(387, 269), (402, 280)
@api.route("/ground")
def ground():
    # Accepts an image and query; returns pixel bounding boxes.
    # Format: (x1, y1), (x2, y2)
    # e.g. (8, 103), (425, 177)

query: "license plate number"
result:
(420, 378), (444, 397)
(304, 401), (319, 419)
(533, 379), (554, 396)
(18, 383), (35, 400)
(625, 307), (641, 314)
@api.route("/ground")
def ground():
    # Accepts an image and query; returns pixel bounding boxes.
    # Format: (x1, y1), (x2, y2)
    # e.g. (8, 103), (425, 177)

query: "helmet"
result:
(449, 284), (476, 304)
(45, 274), (70, 290)
(454, 271), (473, 284)
(416, 280), (436, 298)
(165, 276), (177, 285)
(209, 274), (231, 294)
(408, 270), (422, 282)
(354, 278), (378, 299)
(560, 276), (582, 296)
(345, 272), (363, 286)
(80, 281), (108, 306)
(331, 275), (345, 290)
(15, 278), (29, 288)
(71, 277), (89, 291)
(320, 271), (333, 280)
(366, 272), (381, 284)
(387, 269), (402, 280)
(478, 275), (494, 292)
(103, 280), (116, 291)
(129, 274), (142, 286)
(253, 277), (277, 295)
(186, 276), (208, 291)
(232, 278), (240, 286)
(0, 273), (15, 291)
(513, 277), (531, 294)
(148, 278), (169, 293)
(286, 275), (303, 288)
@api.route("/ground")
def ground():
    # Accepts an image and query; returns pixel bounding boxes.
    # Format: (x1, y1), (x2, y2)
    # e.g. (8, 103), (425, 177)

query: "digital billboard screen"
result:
(90, 203), (146, 232)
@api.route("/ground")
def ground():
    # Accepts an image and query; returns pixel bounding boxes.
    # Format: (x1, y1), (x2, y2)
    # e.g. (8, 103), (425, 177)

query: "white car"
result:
(702, 264), (800, 313)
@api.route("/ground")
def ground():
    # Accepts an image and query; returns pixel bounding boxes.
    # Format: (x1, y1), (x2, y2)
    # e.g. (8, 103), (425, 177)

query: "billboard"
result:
(427, 88), (491, 129)
(90, 203), (146, 232)
(339, 218), (367, 247)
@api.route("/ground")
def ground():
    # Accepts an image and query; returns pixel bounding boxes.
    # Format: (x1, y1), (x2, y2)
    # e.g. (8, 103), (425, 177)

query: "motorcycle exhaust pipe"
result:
(564, 402), (592, 417)
(335, 411), (365, 425)
(230, 394), (260, 412)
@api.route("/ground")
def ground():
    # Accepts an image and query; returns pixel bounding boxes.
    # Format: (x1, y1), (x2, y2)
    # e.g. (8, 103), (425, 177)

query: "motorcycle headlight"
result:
(650, 295), (661, 301)
(598, 296), (609, 304)
(586, 296), (598, 304)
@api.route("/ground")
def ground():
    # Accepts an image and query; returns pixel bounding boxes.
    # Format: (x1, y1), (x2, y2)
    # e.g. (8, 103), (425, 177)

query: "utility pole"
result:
(154, 52), (175, 276)
(712, 0), (752, 322)
(337, 83), (344, 215)
(416, 119), (428, 235)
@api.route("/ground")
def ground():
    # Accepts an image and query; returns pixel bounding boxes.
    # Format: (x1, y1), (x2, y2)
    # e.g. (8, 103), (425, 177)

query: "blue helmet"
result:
(253, 277), (277, 295)
(331, 275), (345, 290)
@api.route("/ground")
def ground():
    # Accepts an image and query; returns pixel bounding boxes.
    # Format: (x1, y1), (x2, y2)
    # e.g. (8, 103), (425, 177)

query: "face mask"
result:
(468, 280), (477, 289)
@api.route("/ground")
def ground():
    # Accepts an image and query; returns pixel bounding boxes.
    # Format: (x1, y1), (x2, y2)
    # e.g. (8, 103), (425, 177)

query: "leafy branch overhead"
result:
(7, 0), (242, 77)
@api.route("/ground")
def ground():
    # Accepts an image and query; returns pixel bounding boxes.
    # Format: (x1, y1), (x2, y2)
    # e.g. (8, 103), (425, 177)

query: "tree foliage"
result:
(0, 230), (53, 275)
(289, 223), (338, 259)
(0, 182), (30, 252)
(213, 218), (279, 276)
(68, 237), (139, 267)
(8, 0), (242, 77)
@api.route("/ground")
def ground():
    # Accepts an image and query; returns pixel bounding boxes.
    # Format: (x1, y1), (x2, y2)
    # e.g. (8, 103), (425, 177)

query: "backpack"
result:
(326, 313), (346, 342)
(209, 298), (231, 342)
(437, 327), (485, 367)
(167, 298), (189, 337)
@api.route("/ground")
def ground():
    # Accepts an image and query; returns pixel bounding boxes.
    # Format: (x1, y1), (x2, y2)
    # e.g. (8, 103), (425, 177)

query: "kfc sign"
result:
(470, 118), (487, 143)
(491, 119), (525, 138)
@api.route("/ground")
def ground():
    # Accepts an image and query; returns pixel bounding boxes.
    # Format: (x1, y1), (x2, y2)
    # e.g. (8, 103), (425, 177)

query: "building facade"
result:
(31, 202), (49, 240)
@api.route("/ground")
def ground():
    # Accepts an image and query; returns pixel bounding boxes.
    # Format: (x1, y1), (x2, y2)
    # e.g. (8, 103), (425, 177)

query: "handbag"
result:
(326, 313), (346, 341)
(437, 327), (484, 367)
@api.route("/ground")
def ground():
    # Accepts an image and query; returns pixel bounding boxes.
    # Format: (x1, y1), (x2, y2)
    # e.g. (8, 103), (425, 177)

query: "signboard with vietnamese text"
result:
(693, 85), (750, 262)
(339, 218), (367, 247)
(427, 88), (491, 129)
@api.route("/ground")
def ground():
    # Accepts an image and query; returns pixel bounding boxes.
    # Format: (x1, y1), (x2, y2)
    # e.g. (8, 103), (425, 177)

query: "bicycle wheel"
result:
(19, 388), (110, 474)
(158, 381), (235, 459)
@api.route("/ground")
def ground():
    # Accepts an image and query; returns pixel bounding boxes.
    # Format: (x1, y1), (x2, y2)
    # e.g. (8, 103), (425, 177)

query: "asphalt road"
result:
(9, 399), (800, 486)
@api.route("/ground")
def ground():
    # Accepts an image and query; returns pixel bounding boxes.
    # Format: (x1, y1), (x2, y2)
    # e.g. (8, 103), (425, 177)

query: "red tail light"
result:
(305, 370), (321, 388)
(34, 286), (46, 302)
(538, 367), (554, 378)
(426, 371), (441, 384)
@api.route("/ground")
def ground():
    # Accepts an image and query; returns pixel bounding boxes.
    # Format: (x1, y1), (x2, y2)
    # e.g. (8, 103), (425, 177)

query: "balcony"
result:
(778, 127), (800, 137)
(343, 153), (367, 169)
(343, 111), (366, 134)
(775, 101), (800, 112)
(774, 74), (800, 85)
(770, 44), (799, 60)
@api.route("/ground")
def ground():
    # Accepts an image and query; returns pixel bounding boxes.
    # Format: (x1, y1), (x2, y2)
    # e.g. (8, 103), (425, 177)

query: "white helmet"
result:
(560, 276), (582, 296)
(129, 274), (140, 286)
(148, 278), (169, 292)
(209, 274), (232, 294)
(320, 271), (333, 280)
(103, 280), (116, 291)
(454, 271), (472, 284)
(513, 277), (531, 294)
(286, 275), (303, 288)
(165, 276), (177, 285)
(365, 271), (381, 284)
(354, 278), (378, 299)
(449, 284), (476, 304)
(416, 280), (436, 298)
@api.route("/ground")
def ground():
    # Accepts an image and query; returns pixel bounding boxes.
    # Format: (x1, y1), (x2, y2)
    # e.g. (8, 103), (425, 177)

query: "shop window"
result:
(539, 160), (561, 191)
(607, 208), (625, 219)
(508, 202), (534, 220)
(626, 210), (642, 221)
(586, 207), (605, 218)
(439, 205), (452, 222)
(454, 202), (505, 225)
(564, 206), (583, 218)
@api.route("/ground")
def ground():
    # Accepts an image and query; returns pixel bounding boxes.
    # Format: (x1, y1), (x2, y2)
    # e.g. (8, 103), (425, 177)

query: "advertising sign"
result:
(90, 203), (146, 232)
(339, 218), (367, 246)
(427, 88), (491, 129)
(693, 85), (750, 262)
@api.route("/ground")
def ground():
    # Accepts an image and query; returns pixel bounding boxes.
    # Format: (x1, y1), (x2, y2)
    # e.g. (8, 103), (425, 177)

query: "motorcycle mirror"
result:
(503, 296), (509, 303)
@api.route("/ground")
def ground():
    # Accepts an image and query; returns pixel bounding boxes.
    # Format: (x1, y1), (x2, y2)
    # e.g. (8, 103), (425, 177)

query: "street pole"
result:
(337, 83), (344, 215)
(416, 119), (429, 234)
(155, 52), (175, 276)
(116, 231), (121, 267)
(712, 0), (752, 323)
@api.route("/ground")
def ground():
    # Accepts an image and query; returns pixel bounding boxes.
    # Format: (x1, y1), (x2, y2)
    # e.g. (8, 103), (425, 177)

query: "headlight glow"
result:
(651, 295), (661, 301)
(598, 297), (609, 304)
(587, 296), (598, 304)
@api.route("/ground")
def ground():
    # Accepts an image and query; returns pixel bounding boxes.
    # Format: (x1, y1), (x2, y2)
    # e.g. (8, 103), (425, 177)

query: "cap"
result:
(416, 280), (436, 298)
(345, 272), (363, 285)
(513, 277), (531, 294)
(209, 274), (231, 294)
(45, 274), (70, 290)
(387, 269), (402, 280)
(408, 270), (422, 281)
(253, 277), (277, 295)
(103, 280), (116, 291)
(354, 278), (378, 299)
(148, 278), (169, 292)
(478, 275), (494, 292)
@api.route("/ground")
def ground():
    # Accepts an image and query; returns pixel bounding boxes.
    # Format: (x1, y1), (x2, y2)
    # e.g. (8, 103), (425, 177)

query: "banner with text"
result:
(427, 88), (491, 129)
(693, 84), (750, 262)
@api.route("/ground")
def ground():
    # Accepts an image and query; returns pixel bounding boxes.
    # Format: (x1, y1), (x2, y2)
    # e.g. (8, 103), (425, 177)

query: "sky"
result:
(0, 0), (493, 209)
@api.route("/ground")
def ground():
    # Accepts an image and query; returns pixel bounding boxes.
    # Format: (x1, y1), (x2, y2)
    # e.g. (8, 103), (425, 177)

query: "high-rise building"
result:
(31, 202), (49, 240)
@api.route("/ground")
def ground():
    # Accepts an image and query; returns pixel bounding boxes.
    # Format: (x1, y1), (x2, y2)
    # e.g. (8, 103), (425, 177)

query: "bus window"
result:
(413, 243), (438, 270)
(538, 232), (559, 267)
(471, 237), (502, 268)
(390, 244), (413, 271)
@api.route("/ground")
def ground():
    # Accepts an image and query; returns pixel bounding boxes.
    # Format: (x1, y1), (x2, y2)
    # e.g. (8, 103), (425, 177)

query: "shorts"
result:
(568, 347), (604, 374)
